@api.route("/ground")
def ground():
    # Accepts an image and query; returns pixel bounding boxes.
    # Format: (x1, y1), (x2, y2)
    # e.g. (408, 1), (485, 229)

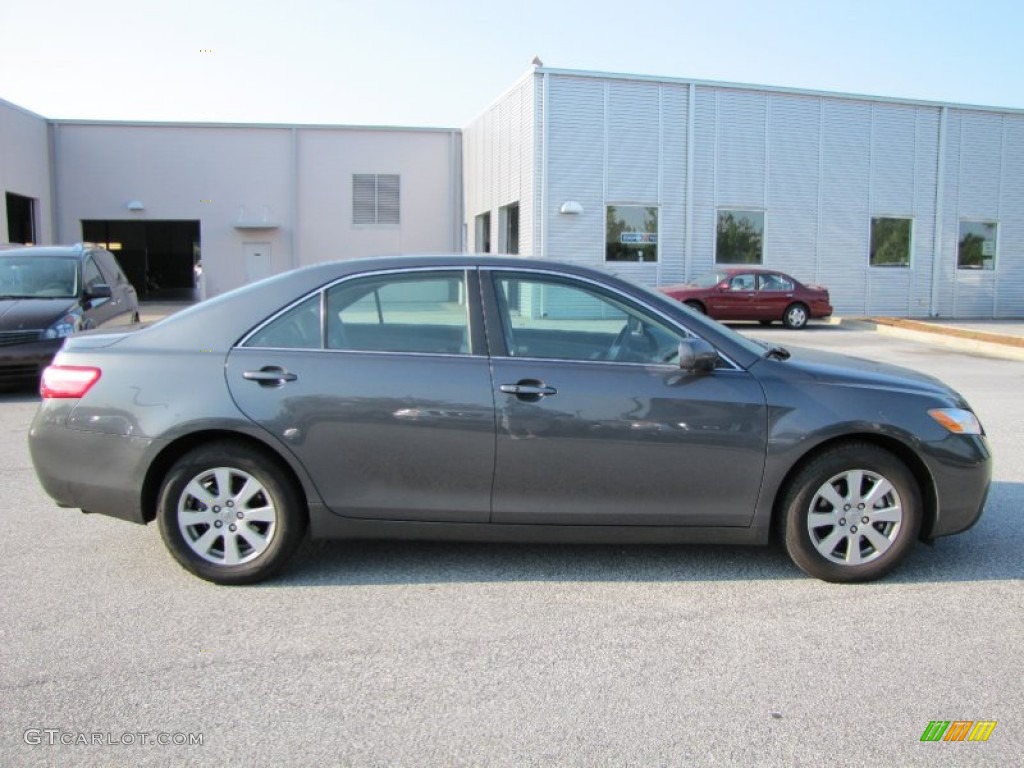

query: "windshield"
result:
(0, 257), (80, 299)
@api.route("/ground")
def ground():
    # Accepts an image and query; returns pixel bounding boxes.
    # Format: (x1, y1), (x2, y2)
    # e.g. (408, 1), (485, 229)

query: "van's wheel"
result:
(781, 443), (921, 583)
(157, 441), (306, 585)
(783, 303), (809, 329)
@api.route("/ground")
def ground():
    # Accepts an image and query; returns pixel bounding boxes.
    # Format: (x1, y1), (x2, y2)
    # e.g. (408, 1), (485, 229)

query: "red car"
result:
(661, 268), (832, 329)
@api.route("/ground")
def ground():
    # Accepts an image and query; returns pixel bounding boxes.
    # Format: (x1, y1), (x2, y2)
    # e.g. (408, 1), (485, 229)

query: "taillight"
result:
(40, 366), (102, 399)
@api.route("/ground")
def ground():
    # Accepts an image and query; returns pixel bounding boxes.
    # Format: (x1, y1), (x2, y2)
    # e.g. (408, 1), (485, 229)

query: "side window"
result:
(244, 294), (322, 349)
(98, 251), (127, 284)
(492, 273), (684, 364)
(83, 257), (105, 291)
(728, 274), (755, 291)
(326, 271), (469, 354)
(759, 273), (793, 292)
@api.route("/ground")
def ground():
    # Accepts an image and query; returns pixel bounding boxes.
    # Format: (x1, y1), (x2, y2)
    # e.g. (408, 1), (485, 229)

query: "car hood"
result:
(0, 298), (76, 330)
(760, 345), (964, 402)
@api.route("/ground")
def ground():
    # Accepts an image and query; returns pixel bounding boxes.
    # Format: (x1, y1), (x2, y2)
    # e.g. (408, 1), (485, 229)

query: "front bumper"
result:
(926, 434), (992, 538)
(0, 339), (61, 385)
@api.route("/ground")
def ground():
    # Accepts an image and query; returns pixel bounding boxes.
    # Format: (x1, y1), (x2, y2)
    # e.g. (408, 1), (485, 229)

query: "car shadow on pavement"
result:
(268, 481), (1021, 588)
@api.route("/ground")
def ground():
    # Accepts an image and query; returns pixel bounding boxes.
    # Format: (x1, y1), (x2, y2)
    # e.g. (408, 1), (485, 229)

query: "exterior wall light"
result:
(126, 200), (145, 211)
(560, 201), (583, 214)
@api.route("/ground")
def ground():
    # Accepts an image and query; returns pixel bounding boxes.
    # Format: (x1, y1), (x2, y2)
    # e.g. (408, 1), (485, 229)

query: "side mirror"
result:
(83, 283), (112, 304)
(677, 338), (718, 372)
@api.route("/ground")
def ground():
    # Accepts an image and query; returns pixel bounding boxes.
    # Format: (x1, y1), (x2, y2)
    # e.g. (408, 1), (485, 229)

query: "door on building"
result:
(244, 243), (272, 284)
(5, 192), (36, 244)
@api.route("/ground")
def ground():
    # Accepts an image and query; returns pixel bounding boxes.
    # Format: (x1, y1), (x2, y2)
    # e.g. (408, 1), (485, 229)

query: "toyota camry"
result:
(29, 255), (990, 585)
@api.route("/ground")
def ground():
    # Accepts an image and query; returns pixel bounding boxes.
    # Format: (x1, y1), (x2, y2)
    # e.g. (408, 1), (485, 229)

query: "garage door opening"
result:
(82, 220), (200, 301)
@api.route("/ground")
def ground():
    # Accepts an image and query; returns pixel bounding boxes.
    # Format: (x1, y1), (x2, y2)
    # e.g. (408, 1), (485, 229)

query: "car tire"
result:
(684, 300), (706, 315)
(157, 441), (306, 585)
(782, 303), (809, 329)
(781, 443), (921, 583)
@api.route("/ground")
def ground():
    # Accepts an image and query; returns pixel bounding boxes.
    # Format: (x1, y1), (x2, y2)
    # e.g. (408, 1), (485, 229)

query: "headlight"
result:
(42, 311), (83, 339)
(928, 408), (983, 435)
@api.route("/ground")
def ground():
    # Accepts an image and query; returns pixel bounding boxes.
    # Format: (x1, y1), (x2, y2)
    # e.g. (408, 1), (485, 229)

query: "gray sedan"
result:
(29, 256), (991, 585)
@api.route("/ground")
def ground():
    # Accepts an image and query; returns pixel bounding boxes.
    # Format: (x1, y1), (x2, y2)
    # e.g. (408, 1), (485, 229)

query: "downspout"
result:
(684, 85), (695, 281)
(929, 106), (947, 317)
(540, 72), (549, 259)
(48, 122), (61, 243)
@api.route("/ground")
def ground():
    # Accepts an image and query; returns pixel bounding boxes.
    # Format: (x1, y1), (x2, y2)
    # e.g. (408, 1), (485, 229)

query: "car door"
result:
(706, 273), (757, 320)
(94, 250), (138, 325)
(484, 270), (768, 527)
(225, 268), (496, 523)
(80, 255), (120, 328)
(755, 272), (795, 320)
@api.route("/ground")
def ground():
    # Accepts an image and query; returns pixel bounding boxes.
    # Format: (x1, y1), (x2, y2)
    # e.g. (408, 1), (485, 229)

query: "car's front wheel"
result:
(157, 441), (306, 585)
(781, 443), (921, 582)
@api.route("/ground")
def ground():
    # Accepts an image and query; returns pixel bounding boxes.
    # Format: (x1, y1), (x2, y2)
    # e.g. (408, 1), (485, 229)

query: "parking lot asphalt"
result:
(2, 320), (1021, 766)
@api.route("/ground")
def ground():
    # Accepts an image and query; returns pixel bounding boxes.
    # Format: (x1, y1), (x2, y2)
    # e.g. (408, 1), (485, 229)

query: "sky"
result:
(4, 0), (1023, 127)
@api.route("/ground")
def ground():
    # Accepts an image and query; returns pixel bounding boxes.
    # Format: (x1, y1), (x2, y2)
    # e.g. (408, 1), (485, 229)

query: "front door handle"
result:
(243, 367), (298, 386)
(500, 381), (557, 399)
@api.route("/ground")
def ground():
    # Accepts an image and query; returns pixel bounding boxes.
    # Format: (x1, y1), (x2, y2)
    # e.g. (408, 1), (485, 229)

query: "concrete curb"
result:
(837, 317), (1024, 362)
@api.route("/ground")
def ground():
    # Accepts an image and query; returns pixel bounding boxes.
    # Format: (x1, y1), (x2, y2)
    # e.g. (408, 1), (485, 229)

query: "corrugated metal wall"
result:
(463, 73), (535, 255)
(517, 72), (1024, 318)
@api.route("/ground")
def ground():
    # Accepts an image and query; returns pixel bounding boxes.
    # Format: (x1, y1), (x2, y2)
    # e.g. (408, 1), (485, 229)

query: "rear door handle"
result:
(243, 367), (298, 386)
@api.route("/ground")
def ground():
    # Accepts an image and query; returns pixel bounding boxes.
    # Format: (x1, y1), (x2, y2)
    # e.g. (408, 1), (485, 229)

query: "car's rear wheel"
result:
(684, 300), (706, 314)
(781, 443), (921, 583)
(157, 441), (306, 585)
(783, 302), (809, 329)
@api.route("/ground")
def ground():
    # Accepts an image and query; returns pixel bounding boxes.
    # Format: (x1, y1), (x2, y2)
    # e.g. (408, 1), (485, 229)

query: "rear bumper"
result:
(29, 407), (157, 524)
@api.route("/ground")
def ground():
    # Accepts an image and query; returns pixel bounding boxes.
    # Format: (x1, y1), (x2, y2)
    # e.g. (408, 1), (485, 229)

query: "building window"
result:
(475, 212), (491, 253)
(352, 174), (400, 225)
(606, 206), (658, 262)
(716, 210), (763, 264)
(499, 203), (519, 254)
(870, 217), (912, 267)
(958, 221), (998, 270)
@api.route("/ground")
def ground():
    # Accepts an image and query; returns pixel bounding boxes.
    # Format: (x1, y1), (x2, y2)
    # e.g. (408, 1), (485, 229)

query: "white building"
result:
(3, 64), (1024, 317)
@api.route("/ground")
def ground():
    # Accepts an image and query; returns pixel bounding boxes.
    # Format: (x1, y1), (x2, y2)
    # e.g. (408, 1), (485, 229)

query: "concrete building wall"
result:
(53, 121), (460, 296)
(0, 99), (53, 244)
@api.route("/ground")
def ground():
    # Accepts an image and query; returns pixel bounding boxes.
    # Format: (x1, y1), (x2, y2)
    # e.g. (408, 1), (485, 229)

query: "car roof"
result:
(716, 267), (786, 275)
(0, 243), (102, 260)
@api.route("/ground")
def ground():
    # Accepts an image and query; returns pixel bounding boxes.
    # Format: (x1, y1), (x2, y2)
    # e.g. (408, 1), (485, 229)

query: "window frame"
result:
(605, 205), (659, 263)
(715, 209), (765, 265)
(957, 220), (999, 271)
(240, 267), (485, 356)
(869, 216), (913, 268)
